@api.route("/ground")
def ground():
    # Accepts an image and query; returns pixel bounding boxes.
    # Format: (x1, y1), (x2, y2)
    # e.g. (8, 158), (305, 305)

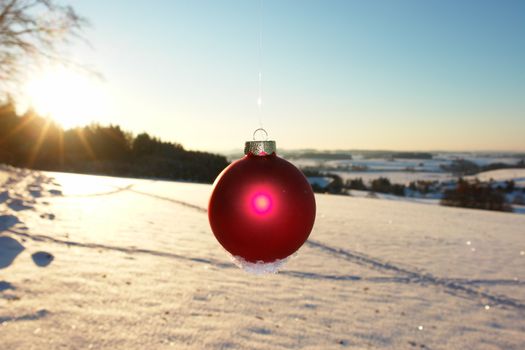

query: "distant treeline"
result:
(285, 152), (353, 160)
(283, 150), (433, 160)
(441, 159), (525, 176)
(361, 151), (433, 160)
(0, 100), (229, 183)
(302, 169), (408, 196)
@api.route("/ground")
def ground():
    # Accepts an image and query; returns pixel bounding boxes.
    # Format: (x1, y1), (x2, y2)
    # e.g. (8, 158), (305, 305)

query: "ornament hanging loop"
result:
(245, 128), (275, 156)
(253, 128), (268, 141)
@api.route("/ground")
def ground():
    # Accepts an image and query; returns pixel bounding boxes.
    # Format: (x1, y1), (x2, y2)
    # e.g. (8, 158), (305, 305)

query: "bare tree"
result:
(0, 0), (88, 97)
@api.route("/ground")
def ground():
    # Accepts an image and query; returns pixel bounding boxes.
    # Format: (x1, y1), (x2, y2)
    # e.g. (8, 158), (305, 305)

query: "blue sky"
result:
(65, 0), (525, 152)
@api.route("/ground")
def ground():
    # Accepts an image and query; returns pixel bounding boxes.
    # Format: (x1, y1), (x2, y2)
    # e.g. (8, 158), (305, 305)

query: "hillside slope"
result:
(472, 168), (525, 186)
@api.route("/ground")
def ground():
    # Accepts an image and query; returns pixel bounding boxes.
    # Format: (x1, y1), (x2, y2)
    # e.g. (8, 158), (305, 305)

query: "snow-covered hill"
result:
(470, 168), (525, 187)
(1, 168), (524, 349)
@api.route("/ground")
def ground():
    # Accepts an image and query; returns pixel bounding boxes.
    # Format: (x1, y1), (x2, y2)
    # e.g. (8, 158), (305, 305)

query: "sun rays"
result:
(7, 66), (114, 167)
(22, 66), (111, 129)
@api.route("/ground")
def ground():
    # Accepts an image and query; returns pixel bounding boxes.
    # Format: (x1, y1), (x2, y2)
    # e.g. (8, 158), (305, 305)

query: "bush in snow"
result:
(441, 178), (511, 212)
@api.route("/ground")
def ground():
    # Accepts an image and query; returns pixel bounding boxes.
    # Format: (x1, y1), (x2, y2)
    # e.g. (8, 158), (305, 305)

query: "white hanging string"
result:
(257, 0), (264, 129)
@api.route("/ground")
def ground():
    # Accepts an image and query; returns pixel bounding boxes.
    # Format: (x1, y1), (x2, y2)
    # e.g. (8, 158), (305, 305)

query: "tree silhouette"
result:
(0, 101), (229, 183)
(0, 0), (87, 96)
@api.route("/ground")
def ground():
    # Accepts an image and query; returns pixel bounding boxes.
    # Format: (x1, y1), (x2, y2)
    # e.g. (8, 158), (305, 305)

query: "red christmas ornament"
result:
(208, 133), (316, 272)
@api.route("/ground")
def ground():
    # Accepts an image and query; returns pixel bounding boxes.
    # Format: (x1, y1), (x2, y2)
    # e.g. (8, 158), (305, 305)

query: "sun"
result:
(23, 67), (111, 129)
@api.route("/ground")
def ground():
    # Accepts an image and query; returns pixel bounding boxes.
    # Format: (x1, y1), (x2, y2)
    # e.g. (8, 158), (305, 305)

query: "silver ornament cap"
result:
(244, 140), (276, 156)
(244, 128), (276, 156)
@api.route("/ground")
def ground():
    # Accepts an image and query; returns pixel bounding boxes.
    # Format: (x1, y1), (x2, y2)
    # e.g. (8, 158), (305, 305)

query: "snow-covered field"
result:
(468, 169), (525, 187)
(290, 154), (524, 186)
(335, 171), (453, 185)
(1, 166), (525, 349)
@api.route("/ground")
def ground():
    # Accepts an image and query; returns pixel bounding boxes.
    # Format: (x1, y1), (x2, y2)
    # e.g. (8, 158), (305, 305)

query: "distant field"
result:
(334, 171), (453, 184)
(290, 152), (523, 185)
(470, 169), (525, 186)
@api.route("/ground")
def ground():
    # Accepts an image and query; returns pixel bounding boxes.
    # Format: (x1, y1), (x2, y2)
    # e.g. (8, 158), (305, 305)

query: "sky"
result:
(37, 0), (525, 152)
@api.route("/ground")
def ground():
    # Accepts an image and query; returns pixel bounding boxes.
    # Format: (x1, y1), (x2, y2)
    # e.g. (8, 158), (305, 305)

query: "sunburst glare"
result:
(23, 67), (112, 129)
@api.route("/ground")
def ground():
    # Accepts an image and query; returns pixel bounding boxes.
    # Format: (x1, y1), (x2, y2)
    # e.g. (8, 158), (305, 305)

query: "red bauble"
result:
(208, 141), (316, 264)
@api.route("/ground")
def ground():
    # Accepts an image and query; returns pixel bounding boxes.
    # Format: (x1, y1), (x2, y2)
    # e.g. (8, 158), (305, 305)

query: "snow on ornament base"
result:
(208, 133), (316, 274)
(231, 255), (290, 275)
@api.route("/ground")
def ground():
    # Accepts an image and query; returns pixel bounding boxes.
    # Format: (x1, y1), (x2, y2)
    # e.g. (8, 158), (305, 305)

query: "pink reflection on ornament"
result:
(251, 193), (272, 214)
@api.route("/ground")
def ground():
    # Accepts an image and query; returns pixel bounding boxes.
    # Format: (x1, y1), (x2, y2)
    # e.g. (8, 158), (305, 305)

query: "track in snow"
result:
(43, 182), (525, 311)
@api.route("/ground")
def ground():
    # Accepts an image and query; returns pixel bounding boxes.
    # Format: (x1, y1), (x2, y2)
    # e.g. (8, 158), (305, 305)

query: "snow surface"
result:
(290, 157), (450, 173)
(290, 154), (524, 186)
(1, 168), (525, 349)
(469, 169), (525, 187)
